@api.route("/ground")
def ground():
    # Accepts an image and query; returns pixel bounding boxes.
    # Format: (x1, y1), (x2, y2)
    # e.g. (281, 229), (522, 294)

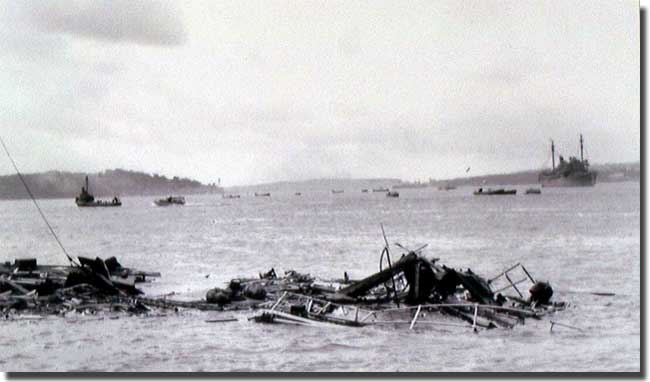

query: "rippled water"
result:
(0, 182), (640, 372)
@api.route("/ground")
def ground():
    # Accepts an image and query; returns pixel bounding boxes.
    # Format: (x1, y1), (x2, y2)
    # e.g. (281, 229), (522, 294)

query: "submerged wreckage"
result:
(1, 248), (564, 332)
(0, 230), (566, 333)
(0, 256), (160, 317)
(207, 250), (565, 331)
(0, 231), (564, 332)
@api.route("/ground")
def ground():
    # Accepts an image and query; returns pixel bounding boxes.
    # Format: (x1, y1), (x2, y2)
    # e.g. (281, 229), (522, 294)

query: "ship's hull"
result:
(473, 189), (517, 195)
(76, 201), (122, 207)
(538, 172), (597, 187)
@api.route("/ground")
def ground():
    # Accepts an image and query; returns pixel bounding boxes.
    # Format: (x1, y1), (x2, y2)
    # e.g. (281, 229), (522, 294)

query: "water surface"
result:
(0, 182), (640, 372)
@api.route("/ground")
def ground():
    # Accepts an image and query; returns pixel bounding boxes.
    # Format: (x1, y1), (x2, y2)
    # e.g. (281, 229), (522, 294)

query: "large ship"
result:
(538, 134), (597, 187)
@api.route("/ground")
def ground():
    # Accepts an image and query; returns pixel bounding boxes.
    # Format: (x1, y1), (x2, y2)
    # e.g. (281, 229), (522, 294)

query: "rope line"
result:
(0, 137), (78, 266)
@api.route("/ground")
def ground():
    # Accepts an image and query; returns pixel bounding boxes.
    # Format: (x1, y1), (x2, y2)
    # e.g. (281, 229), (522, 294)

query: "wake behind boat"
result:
(75, 176), (121, 207)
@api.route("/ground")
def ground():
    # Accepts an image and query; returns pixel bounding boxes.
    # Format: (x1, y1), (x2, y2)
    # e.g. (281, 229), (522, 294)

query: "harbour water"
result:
(0, 181), (640, 372)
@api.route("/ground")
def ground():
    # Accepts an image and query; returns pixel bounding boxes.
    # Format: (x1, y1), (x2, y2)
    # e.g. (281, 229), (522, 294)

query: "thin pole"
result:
(551, 140), (555, 170)
(0, 137), (78, 266)
(409, 304), (421, 330)
(380, 223), (399, 306)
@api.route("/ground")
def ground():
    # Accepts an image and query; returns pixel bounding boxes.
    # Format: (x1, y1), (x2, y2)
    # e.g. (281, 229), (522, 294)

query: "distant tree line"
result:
(0, 168), (223, 200)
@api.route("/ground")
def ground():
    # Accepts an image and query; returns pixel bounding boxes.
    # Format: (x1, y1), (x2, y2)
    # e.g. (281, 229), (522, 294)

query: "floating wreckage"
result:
(1, 244), (566, 332)
(0, 256), (160, 318)
(200, 232), (566, 331)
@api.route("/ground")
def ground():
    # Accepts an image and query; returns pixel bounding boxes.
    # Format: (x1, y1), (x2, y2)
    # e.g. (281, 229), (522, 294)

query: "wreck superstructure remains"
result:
(538, 134), (597, 187)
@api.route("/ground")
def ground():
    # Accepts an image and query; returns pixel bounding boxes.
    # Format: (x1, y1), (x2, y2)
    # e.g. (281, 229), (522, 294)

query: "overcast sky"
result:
(0, 0), (639, 186)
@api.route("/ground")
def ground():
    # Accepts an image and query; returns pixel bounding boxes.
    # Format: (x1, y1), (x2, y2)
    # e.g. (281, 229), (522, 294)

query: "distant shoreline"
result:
(0, 161), (638, 200)
(0, 168), (222, 201)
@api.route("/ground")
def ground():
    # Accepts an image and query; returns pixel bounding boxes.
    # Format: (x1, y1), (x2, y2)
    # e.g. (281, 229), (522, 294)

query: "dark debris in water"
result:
(2, 247), (567, 332)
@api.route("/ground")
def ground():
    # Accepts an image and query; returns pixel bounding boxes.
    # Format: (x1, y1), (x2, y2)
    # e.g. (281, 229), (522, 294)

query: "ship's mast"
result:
(85, 175), (89, 193)
(579, 134), (584, 162)
(551, 140), (555, 170)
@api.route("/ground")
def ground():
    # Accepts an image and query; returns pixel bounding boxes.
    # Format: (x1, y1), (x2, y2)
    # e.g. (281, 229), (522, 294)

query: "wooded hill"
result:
(0, 169), (223, 200)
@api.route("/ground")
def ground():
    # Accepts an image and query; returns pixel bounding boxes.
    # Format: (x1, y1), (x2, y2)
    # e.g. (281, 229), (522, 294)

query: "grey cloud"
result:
(26, 0), (186, 46)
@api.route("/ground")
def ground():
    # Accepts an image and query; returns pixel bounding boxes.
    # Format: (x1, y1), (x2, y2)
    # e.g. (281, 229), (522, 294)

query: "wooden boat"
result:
(331, 189), (344, 194)
(154, 196), (185, 206)
(255, 192), (271, 197)
(473, 188), (516, 196)
(75, 176), (122, 207)
(361, 189), (369, 193)
(223, 194), (241, 199)
(386, 191), (399, 198)
(525, 188), (541, 195)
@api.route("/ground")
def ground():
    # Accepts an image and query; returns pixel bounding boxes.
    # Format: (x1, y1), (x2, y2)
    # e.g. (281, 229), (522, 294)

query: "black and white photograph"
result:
(0, 0), (641, 375)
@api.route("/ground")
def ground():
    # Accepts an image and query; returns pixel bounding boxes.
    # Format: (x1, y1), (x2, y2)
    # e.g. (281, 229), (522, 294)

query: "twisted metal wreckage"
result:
(0, 230), (566, 332)
(203, 230), (567, 331)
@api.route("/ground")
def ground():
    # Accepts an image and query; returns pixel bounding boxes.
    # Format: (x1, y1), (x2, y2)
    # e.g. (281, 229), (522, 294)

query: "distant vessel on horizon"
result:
(538, 134), (597, 187)
(75, 176), (121, 207)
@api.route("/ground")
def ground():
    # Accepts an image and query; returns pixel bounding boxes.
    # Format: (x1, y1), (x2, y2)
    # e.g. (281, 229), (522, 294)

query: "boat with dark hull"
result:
(154, 196), (185, 206)
(473, 188), (516, 196)
(75, 176), (122, 207)
(538, 134), (597, 187)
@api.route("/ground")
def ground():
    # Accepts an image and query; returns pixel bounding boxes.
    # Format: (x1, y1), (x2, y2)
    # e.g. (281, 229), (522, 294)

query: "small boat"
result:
(75, 176), (122, 207)
(525, 188), (541, 194)
(361, 189), (369, 193)
(386, 191), (399, 198)
(223, 194), (241, 199)
(372, 187), (389, 193)
(255, 192), (271, 197)
(473, 188), (516, 196)
(331, 189), (344, 194)
(154, 196), (186, 206)
(294, 192), (302, 196)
